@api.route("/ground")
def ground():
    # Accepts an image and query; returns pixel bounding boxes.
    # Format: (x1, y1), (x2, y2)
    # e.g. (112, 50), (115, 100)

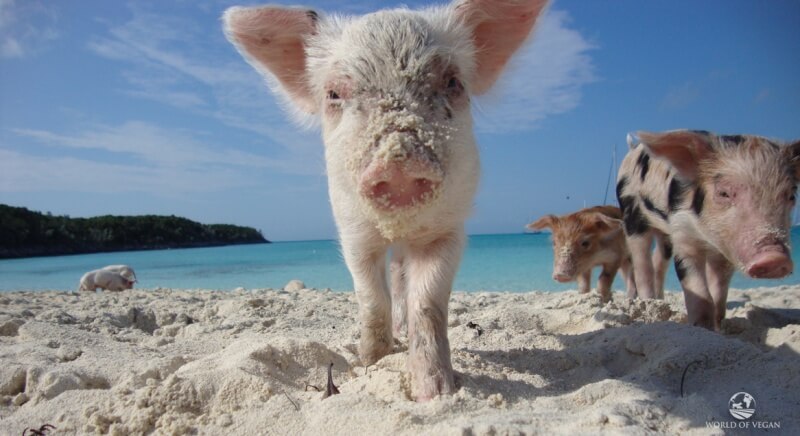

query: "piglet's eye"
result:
(789, 188), (797, 202)
(447, 77), (460, 89)
(327, 90), (340, 100)
(717, 190), (730, 199)
(580, 240), (591, 249)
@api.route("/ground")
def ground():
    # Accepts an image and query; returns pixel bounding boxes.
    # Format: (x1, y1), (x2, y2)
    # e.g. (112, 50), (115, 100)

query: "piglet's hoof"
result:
(412, 371), (455, 402)
(359, 330), (393, 365)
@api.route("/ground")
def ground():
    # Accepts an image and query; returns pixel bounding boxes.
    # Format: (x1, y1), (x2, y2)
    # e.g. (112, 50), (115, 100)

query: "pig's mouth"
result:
(553, 275), (572, 283)
(552, 270), (576, 283)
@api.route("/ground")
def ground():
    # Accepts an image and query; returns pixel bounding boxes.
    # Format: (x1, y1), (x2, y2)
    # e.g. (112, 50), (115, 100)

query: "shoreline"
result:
(0, 240), (272, 261)
(2, 286), (798, 434)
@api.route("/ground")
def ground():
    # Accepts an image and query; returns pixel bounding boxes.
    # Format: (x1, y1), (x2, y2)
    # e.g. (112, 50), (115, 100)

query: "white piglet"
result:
(79, 269), (134, 292)
(224, 0), (549, 400)
(102, 264), (137, 284)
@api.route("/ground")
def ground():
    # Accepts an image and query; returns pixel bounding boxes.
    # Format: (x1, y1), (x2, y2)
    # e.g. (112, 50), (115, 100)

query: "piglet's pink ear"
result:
(455, 0), (550, 95)
(590, 213), (623, 236)
(527, 214), (558, 231)
(637, 130), (715, 182)
(223, 6), (319, 114)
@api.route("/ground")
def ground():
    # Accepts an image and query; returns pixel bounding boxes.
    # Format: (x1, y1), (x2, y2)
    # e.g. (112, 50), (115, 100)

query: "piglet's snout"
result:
(552, 260), (576, 282)
(552, 272), (572, 283)
(359, 158), (443, 211)
(746, 246), (793, 279)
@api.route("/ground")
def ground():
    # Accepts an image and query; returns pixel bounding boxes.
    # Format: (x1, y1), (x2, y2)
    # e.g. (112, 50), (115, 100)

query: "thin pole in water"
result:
(602, 145), (616, 205)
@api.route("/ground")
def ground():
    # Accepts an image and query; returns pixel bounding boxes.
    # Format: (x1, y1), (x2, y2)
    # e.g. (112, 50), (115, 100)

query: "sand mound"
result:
(1, 287), (798, 434)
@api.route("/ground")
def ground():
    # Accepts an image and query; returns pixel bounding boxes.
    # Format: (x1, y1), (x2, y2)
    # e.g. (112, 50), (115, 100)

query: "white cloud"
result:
(77, 2), (596, 196)
(0, 0), (15, 29)
(10, 121), (317, 175)
(661, 82), (699, 110)
(754, 88), (770, 104)
(474, 8), (597, 132)
(0, 0), (58, 58)
(86, 5), (322, 163)
(89, 3), (597, 141)
(0, 148), (250, 194)
(86, 7), (269, 106)
(124, 89), (209, 109)
(0, 35), (20, 57)
(1, 119), (325, 195)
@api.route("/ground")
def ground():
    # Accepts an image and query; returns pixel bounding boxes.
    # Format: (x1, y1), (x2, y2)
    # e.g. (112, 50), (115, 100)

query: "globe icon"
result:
(728, 392), (756, 420)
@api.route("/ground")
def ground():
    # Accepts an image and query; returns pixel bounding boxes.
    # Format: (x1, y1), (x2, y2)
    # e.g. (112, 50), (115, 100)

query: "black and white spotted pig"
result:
(616, 130), (800, 330)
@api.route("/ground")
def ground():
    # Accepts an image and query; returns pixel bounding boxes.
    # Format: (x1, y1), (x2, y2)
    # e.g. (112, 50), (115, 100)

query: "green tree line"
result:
(0, 204), (269, 259)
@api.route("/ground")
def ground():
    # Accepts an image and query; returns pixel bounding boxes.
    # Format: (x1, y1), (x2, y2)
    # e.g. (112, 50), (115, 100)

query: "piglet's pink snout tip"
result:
(360, 162), (442, 210)
(746, 249), (793, 279)
(552, 273), (572, 283)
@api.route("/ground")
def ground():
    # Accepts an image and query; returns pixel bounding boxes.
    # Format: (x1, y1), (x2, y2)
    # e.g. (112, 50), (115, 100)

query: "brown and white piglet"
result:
(528, 205), (635, 302)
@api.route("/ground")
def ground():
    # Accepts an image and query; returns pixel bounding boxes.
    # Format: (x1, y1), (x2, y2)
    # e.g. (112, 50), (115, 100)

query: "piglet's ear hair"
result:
(223, 6), (319, 114)
(626, 133), (640, 149)
(590, 212), (623, 235)
(637, 130), (715, 182)
(784, 139), (800, 180)
(455, 0), (550, 95)
(527, 214), (558, 231)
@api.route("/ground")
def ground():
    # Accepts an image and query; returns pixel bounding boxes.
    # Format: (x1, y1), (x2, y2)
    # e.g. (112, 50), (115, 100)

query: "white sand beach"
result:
(1, 286), (798, 435)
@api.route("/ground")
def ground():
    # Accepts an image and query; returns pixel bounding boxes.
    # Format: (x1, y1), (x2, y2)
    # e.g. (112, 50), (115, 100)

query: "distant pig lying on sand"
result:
(528, 206), (635, 302)
(101, 264), (137, 283)
(78, 269), (134, 292)
(224, 0), (550, 400)
(618, 130), (800, 330)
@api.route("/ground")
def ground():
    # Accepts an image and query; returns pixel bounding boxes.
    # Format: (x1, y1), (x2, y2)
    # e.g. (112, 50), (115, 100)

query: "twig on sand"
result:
(363, 363), (376, 376)
(282, 390), (299, 411)
(22, 424), (56, 436)
(305, 383), (322, 392)
(680, 360), (703, 397)
(624, 346), (645, 357)
(239, 366), (301, 410)
(323, 362), (340, 399)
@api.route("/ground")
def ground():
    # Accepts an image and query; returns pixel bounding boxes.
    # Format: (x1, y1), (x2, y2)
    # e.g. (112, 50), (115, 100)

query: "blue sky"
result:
(1, 0), (799, 242)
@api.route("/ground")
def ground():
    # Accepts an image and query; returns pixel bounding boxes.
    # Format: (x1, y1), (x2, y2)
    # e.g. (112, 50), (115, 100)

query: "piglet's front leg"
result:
(596, 264), (618, 303)
(406, 231), (465, 401)
(628, 234), (657, 299)
(342, 239), (393, 366)
(621, 257), (637, 298)
(674, 253), (716, 330)
(705, 254), (734, 331)
(390, 246), (408, 338)
(577, 270), (592, 294)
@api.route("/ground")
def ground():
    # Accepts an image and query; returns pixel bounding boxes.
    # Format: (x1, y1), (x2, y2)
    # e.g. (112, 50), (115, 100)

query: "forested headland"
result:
(0, 204), (269, 259)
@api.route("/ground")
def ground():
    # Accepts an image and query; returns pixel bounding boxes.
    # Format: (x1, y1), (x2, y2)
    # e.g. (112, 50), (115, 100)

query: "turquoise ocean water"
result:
(3, 232), (800, 292)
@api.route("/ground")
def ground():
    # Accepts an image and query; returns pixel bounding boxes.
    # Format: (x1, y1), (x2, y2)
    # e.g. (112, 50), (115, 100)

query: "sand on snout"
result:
(1, 286), (799, 435)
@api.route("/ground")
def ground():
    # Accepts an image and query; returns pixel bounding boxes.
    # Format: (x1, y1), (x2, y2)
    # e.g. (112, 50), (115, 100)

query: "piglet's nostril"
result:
(371, 181), (391, 197)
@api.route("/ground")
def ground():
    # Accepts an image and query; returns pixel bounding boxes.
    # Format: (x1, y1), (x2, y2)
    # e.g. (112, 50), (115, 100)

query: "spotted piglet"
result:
(617, 130), (800, 330)
(224, 1), (551, 400)
(528, 205), (635, 302)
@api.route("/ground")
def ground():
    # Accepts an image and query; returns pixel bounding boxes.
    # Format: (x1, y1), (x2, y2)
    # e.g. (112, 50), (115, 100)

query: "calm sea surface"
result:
(3, 232), (800, 292)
